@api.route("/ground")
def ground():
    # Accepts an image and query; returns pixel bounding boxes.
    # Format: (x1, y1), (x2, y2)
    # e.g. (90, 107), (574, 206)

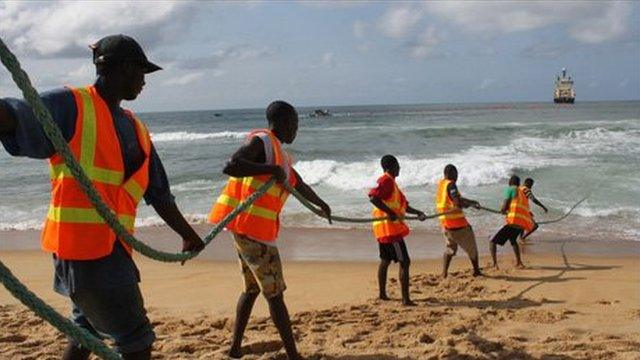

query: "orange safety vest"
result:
(435, 178), (470, 230)
(208, 129), (297, 242)
(41, 85), (151, 260)
(506, 186), (534, 231)
(371, 173), (410, 239)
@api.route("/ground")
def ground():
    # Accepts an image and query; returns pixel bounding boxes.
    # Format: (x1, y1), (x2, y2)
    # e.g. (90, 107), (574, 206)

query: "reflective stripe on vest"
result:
(208, 129), (297, 242)
(371, 173), (410, 239)
(506, 186), (534, 231)
(41, 85), (151, 260)
(435, 178), (469, 230)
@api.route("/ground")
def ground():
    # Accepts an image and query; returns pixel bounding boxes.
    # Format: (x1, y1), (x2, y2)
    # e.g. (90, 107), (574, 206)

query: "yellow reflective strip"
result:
(229, 177), (283, 198)
(88, 167), (123, 185)
(216, 194), (278, 221)
(48, 207), (104, 223)
(508, 213), (531, 221)
(118, 214), (135, 230)
(47, 206), (135, 228)
(124, 180), (145, 202)
(50, 163), (66, 180)
(49, 164), (123, 185)
(76, 88), (97, 170)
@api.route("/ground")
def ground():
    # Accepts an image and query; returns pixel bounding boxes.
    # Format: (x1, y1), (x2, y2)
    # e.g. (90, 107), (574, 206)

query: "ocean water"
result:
(1, 101), (638, 242)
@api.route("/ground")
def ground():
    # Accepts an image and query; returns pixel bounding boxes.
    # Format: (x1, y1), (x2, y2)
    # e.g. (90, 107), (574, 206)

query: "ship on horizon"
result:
(554, 68), (575, 104)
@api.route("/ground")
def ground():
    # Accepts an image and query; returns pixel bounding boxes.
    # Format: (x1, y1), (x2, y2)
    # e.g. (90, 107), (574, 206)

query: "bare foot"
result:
(402, 299), (417, 306)
(472, 270), (483, 277)
(379, 294), (390, 301)
(228, 348), (243, 359)
(441, 272), (448, 279)
(515, 263), (526, 269)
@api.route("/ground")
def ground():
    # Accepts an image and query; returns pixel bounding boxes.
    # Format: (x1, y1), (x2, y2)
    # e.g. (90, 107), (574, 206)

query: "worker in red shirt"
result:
(369, 155), (427, 306)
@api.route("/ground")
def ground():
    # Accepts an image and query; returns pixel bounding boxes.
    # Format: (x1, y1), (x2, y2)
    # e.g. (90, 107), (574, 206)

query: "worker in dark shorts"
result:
(435, 164), (482, 278)
(520, 177), (548, 240)
(0, 35), (204, 360)
(369, 155), (427, 306)
(490, 175), (534, 269)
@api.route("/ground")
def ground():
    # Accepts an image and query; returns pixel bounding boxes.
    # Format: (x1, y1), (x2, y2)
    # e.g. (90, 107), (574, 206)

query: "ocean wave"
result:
(294, 141), (574, 190)
(171, 179), (219, 192)
(151, 131), (248, 142)
(514, 127), (640, 156)
(570, 205), (640, 218)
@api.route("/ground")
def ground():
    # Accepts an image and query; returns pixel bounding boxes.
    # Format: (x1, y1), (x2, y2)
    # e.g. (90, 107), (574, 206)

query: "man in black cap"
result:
(0, 34), (204, 360)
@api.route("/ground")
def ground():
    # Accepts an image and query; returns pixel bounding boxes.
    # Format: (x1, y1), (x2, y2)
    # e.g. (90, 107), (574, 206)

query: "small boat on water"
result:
(309, 109), (331, 117)
(554, 68), (575, 104)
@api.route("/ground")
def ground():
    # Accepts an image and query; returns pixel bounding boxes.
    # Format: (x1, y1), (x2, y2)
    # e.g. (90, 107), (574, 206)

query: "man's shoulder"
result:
(39, 87), (76, 108)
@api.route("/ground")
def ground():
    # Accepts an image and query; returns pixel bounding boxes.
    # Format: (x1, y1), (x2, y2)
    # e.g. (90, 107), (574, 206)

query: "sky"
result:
(0, 0), (638, 112)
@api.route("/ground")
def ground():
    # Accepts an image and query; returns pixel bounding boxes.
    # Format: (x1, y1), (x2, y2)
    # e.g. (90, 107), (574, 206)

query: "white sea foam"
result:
(151, 131), (248, 142)
(171, 179), (219, 192)
(515, 128), (640, 156)
(295, 139), (574, 190)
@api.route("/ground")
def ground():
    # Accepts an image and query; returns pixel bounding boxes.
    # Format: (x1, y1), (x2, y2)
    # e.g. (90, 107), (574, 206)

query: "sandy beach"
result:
(1, 226), (639, 359)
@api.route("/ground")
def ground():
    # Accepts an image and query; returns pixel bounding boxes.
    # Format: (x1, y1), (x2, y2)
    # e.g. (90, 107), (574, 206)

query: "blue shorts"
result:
(69, 284), (155, 354)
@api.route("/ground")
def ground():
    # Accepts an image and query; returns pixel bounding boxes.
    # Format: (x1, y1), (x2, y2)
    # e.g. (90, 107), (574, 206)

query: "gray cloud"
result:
(176, 45), (277, 70)
(0, 1), (203, 59)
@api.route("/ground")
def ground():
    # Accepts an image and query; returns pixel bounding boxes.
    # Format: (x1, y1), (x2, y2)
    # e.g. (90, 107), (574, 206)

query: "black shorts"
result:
(491, 225), (523, 246)
(379, 240), (410, 264)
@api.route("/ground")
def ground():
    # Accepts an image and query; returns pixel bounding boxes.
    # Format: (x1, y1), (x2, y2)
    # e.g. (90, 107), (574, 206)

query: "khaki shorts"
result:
(233, 233), (286, 299)
(443, 226), (478, 259)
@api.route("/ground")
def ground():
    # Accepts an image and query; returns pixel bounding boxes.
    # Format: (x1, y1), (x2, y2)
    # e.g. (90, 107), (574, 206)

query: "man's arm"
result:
(0, 100), (18, 134)
(530, 195), (548, 212)
(369, 196), (398, 221)
(145, 145), (204, 253)
(151, 201), (204, 253)
(293, 169), (332, 223)
(448, 183), (479, 208)
(406, 204), (427, 221)
(223, 136), (285, 181)
(500, 199), (511, 214)
(0, 90), (77, 158)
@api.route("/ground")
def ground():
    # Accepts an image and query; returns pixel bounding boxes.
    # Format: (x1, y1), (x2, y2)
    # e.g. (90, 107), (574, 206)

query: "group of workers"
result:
(0, 34), (547, 360)
(369, 156), (548, 306)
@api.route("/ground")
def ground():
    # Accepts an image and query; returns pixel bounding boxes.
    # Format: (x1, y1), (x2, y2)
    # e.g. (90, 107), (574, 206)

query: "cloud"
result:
(618, 78), (630, 88)
(0, 1), (200, 58)
(406, 26), (444, 59)
(567, 2), (630, 44)
(423, 1), (632, 44)
(321, 52), (335, 67)
(478, 78), (497, 90)
(177, 45), (276, 70)
(378, 5), (424, 38)
(353, 20), (366, 39)
(520, 42), (573, 59)
(163, 72), (204, 86)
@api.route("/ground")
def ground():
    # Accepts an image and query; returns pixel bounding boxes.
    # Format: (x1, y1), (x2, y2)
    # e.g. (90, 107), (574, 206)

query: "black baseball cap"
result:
(90, 34), (162, 73)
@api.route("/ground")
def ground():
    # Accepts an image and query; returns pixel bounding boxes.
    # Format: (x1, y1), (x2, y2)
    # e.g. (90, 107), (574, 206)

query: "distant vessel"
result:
(554, 68), (575, 104)
(309, 109), (331, 117)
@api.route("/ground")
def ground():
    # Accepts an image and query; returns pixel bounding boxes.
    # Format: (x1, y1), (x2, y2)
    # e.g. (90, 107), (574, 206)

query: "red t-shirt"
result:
(369, 175), (408, 244)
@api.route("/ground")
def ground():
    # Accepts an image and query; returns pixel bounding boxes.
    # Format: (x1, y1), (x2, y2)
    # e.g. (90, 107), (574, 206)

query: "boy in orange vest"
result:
(209, 101), (331, 360)
(436, 164), (482, 278)
(520, 177), (548, 240)
(490, 175), (533, 269)
(369, 155), (427, 306)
